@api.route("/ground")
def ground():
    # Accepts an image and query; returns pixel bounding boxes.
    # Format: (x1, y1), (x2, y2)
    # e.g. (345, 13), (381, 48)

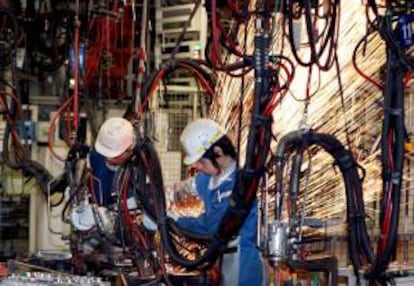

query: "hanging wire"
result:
(236, 6), (250, 170)
(134, 0), (149, 117)
(334, 54), (352, 149)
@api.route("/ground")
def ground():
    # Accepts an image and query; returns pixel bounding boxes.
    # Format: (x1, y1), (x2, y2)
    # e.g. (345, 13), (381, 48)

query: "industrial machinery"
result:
(0, 0), (414, 286)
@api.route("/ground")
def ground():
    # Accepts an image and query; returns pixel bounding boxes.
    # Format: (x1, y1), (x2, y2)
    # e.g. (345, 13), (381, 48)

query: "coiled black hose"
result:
(273, 130), (373, 282)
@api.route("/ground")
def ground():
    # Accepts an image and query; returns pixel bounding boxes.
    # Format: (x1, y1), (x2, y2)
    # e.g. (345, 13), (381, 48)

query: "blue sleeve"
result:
(176, 213), (218, 236)
(176, 173), (232, 235)
(89, 150), (115, 205)
(175, 197), (229, 236)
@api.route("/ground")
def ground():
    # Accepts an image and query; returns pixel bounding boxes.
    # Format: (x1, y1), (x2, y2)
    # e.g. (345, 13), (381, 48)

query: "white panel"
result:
(31, 190), (70, 253)
(29, 146), (70, 254)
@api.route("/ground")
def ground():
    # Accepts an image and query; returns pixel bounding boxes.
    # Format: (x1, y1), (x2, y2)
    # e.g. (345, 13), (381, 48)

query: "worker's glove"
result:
(166, 178), (197, 206)
(142, 212), (157, 231)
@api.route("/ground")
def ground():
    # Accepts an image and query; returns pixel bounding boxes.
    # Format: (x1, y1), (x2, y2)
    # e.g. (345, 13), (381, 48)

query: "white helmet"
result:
(95, 117), (134, 158)
(180, 118), (225, 165)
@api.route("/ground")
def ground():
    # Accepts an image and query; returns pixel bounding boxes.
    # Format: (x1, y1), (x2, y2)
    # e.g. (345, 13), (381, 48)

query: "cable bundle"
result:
(85, 1), (134, 98)
(115, 134), (175, 283)
(204, 0), (253, 74)
(136, 58), (215, 116)
(273, 130), (373, 284)
(366, 0), (414, 69)
(350, 1), (413, 282)
(283, 0), (341, 70)
(363, 39), (406, 284)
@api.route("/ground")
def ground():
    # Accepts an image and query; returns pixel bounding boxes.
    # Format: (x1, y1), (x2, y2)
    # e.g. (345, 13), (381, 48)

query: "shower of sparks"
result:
(210, 0), (414, 261)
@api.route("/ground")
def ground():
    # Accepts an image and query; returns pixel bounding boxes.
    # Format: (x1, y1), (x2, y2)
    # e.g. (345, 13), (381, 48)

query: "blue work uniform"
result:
(176, 167), (264, 286)
(88, 149), (137, 209)
(88, 149), (117, 205)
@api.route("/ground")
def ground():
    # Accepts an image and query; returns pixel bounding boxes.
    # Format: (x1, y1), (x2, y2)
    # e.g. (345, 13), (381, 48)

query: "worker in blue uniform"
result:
(169, 118), (266, 286)
(69, 117), (136, 231)
(89, 117), (134, 205)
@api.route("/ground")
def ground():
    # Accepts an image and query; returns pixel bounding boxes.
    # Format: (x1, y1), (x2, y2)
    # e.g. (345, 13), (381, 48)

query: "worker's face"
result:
(194, 158), (219, 175)
(105, 148), (132, 166)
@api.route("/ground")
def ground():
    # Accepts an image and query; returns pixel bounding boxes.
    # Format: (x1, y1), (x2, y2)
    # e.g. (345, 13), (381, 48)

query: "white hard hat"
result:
(180, 118), (225, 165)
(95, 117), (134, 158)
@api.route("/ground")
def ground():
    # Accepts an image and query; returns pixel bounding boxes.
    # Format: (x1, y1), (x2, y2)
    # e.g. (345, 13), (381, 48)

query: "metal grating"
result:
(158, 151), (182, 185)
(167, 112), (189, 151)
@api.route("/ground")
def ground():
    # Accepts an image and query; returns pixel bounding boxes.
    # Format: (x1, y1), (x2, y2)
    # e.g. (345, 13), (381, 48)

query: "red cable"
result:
(353, 55), (382, 90)
(72, 19), (80, 131)
(138, 69), (166, 118)
(263, 63), (294, 115)
(355, 67), (382, 90)
(178, 62), (216, 96)
(211, 0), (221, 67)
(47, 96), (73, 162)
(89, 175), (97, 203)
(404, 71), (412, 87)
(0, 91), (23, 116)
(217, 21), (244, 58)
(306, 66), (313, 101)
(121, 169), (149, 250)
(139, 63), (216, 116)
(378, 128), (395, 253)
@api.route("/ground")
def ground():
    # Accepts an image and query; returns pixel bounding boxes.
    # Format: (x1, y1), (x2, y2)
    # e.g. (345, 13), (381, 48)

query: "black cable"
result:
(284, 0), (340, 70)
(134, 58), (216, 115)
(61, 184), (80, 222)
(334, 54), (352, 149)
(366, 0), (414, 69)
(365, 41), (405, 282)
(273, 130), (373, 282)
(214, 0), (274, 261)
(352, 29), (383, 90)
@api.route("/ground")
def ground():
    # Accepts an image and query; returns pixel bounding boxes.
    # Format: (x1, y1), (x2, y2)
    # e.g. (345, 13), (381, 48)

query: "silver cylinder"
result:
(266, 221), (289, 264)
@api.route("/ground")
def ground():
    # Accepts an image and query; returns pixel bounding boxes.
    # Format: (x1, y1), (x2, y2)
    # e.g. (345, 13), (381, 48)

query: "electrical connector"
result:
(292, 20), (302, 50)
(16, 120), (35, 146)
